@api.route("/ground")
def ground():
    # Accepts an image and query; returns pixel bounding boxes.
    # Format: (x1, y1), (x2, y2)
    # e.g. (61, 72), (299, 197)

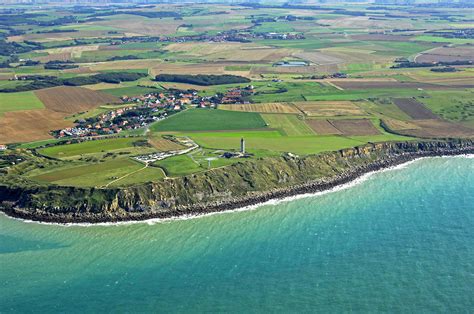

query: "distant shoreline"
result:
(1, 141), (473, 225)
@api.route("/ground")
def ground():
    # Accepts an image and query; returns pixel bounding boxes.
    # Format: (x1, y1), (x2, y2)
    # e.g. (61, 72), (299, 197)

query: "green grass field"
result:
(413, 35), (474, 45)
(39, 137), (148, 159)
(188, 132), (363, 155)
(154, 154), (203, 176)
(0, 91), (44, 116)
(304, 88), (427, 101)
(262, 114), (314, 136)
(419, 91), (474, 126)
(150, 109), (267, 132)
(31, 158), (163, 187)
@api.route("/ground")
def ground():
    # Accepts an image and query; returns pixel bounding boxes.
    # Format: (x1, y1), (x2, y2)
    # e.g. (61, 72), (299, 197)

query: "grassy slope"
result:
(30, 158), (164, 187)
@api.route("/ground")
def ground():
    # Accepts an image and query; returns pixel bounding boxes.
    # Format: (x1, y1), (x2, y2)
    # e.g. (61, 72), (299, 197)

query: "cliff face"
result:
(1, 139), (473, 223)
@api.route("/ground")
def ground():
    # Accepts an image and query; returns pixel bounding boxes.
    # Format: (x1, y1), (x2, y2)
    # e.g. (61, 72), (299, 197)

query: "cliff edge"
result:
(1, 139), (473, 223)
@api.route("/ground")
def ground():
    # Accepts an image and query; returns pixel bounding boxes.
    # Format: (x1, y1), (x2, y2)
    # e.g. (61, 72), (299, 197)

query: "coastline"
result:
(4, 154), (471, 227)
(1, 141), (473, 225)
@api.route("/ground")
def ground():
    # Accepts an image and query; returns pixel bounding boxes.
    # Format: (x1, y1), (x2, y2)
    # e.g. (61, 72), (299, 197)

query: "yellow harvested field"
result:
(9, 31), (114, 42)
(220, 103), (301, 114)
(148, 137), (185, 151)
(320, 16), (414, 29)
(97, 17), (182, 36)
(87, 59), (159, 71)
(165, 42), (293, 62)
(0, 109), (73, 144)
(82, 82), (129, 90)
(165, 42), (247, 56)
(62, 66), (93, 74)
(294, 101), (365, 117)
(294, 51), (343, 65)
(151, 63), (226, 76)
(44, 45), (100, 58)
(382, 118), (421, 131)
(34, 52), (72, 62)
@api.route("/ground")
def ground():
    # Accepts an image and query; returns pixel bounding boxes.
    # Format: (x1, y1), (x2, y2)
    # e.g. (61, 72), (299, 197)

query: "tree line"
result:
(155, 74), (250, 86)
(0, 72), (147, 93)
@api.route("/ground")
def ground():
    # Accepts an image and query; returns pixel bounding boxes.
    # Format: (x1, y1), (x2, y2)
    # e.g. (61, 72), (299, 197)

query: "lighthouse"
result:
(240, 138), (245, 154)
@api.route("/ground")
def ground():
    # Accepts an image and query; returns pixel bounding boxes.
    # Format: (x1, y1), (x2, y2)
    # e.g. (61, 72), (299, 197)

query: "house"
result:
(0, 144), (7, 150)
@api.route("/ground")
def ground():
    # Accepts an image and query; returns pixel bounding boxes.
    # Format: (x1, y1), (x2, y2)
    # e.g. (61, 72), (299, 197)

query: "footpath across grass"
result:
(150, 109), (268, 132)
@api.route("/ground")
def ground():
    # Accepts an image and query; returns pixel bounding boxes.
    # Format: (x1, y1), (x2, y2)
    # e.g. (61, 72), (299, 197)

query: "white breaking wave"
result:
(4, 154), (473, 227)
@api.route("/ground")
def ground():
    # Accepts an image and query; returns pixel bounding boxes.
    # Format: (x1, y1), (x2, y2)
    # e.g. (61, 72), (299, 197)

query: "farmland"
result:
(0, 1), (472, 187)
(392, 98), (439, 120)
(150, 109), (267, 132)
(0, 92), (44, 116)
(262, 114), (314, 136)
(220, 103), (301, 114)
(35, 86), (120, 113)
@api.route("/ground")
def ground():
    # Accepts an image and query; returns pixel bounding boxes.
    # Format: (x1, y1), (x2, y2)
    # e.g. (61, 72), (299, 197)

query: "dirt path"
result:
(102, 164), (149, 188)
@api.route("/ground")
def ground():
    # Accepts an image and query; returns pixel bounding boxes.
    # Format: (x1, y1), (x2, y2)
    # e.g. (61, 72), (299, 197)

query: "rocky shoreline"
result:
(1, 140), (473, 224)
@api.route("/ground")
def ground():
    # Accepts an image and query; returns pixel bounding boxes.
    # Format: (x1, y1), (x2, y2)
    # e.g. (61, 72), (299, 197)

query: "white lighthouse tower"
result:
(240, 138), (245, 154)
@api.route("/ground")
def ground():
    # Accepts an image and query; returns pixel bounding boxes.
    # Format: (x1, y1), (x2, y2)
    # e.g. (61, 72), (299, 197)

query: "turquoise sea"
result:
(1, 156), (473, 313)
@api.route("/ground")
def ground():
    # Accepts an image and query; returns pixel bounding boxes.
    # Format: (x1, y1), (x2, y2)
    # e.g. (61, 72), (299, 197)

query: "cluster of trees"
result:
(0, 40), (41, 56)
(35, 29), (77, 34)
(44, 60), (79, 70)
(90, 10), (181, 19)
(430, 67), (458, 72)
(0, 13), (46, 26)
(0, 13), (77, 27)
(107, 55), (141, 61)
(392, 60), (473, 68)
(0, 72), (147, 92)
(155, 74), (250, 86)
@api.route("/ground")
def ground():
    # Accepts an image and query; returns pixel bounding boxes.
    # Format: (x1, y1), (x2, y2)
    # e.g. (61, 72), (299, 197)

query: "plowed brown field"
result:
(329, 119), (381, 136)
(305, 119), (342, 135)
(34, 86), (120, 114)
(0, 109), (73, 143)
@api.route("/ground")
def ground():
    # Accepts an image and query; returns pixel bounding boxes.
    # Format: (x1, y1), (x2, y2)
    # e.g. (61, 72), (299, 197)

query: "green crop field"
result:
(0, 92), (44, 116)
(252, 82), (337, 103)
(150, 109), (267, 132)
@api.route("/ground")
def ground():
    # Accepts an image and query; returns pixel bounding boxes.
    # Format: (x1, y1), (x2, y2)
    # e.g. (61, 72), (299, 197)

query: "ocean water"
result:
(0, 156), (473, 313)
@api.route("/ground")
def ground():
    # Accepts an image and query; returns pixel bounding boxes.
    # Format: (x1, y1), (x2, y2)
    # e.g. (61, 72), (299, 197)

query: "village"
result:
(53, 85), (255, 138)
(109, 30), (305, 46)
